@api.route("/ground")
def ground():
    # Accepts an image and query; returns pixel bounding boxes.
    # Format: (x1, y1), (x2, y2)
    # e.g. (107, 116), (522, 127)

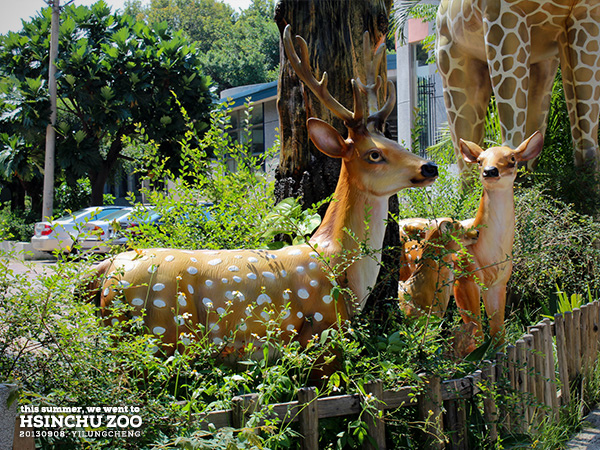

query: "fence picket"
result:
(363, 380), (385, 450)
(418, 376), (444, 449)
(554, 313), (571, 406)
(298, 387), (319, 450)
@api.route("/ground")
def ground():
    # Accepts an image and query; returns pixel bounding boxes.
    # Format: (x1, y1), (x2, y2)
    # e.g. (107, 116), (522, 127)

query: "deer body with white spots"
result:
(96, 26), (438, 361)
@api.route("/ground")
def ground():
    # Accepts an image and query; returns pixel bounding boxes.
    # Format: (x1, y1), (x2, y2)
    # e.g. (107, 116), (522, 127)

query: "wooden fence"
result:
(196, 301), (600, 449)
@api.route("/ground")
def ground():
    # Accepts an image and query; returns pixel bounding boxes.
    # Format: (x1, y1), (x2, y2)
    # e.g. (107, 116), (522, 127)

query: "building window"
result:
(228, 104), (265, 156)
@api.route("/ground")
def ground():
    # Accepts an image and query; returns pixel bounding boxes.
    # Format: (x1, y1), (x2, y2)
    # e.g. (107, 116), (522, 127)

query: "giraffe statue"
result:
(436, 0), (600, 176)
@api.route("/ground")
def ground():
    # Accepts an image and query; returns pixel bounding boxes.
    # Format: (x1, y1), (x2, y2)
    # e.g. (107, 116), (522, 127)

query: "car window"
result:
(88, 208), (125, 221)
(56, 207), (123, 223)
(96, 209), (133, 222)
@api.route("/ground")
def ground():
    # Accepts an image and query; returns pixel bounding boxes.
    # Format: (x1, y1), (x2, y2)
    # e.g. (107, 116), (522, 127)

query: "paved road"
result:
(567, 410), (600, 449)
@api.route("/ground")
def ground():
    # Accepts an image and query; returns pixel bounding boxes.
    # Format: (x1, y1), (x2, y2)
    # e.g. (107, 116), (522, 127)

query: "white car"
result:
(78, 207), (160, 254)
(31, 206), (125, 254)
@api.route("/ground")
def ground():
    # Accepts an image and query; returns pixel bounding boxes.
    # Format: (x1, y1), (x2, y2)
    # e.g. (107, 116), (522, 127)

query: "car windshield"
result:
(96, 209), (133, 222)
(55, 207), (123, 223)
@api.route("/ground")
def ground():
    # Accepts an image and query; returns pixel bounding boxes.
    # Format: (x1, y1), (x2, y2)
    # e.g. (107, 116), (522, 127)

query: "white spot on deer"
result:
(261, 311), (270, 320)
(213, 337), (223, 345)
(234, 291), (245, 302)
(322, 295), (333, 304)
(204, 280), (212, 288)
(268, 254), (277, 260)
(282, 270), (288, 277)
(247, 273), (257, 280)
(297, 311), (303, 319)
(202, 298), (213, 308)
(221, 278), (228, 284)
(228, 265), (240, 272)
(235, 255), (242, 259)
(149, 345), (159, 354)
(117, 280), (130, 289)
(288, 248), (302, 256)
(187, 266), (198, 275)
(239, 322), (247, 331)
(245, 306), (253, 316)
(233, 276), (242, 283)
(283, 290), (290, 300)
(190, 257), (198, 263)
(314, 312), (323, 322)
(262, 271), (275, 280)
(217, 307), (226, 315)
(165, 255), (175, 262)
(309, 262), (317, 270)
(310, 280), (319, 287)
(298, 289), (309, 299)
(181, 336), (191, 346)
(174, 316), (185, 326)
(186, 285), (194, 295)
(182, 250), (193, 254)
(103, 288), (110, 297)
(153, 283), (165, 292)
(207, 251), (220, 255)
(296, 266), (305, 274)
(257, 293), (271, 305)
(148, 265), (158, 274)
(225, 291), (235, 300)
(178, 294), (187, 307)
(282, 309), (291, 320)
(111, 318), (119, 326)
(209, 323), (220, 332)
(122, 261), (136, 272)
(248, 257), (258, 263)
(208, 259), (222, 266)
(286, 324), (295, 331)
(153, 326), (166, 335)
(153, 299), (166, 308)
(131, 298), (144, 306)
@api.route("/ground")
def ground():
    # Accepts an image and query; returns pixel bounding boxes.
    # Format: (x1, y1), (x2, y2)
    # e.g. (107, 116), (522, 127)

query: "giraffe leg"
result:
(523, 59), (560, 170)
(483, 7), (530, 149)
(559, 3), (600, 169)
(437, 47), (492, 181)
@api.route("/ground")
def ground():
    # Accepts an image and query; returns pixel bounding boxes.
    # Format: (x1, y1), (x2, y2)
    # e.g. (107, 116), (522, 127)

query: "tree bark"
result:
(89, 133), (124, 206)
(274, 0), (398, 310)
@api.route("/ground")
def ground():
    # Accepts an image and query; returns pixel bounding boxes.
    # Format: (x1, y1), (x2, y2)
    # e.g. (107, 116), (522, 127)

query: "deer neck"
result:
(310, 164), (388, 311)
(472, 186), (515, 256)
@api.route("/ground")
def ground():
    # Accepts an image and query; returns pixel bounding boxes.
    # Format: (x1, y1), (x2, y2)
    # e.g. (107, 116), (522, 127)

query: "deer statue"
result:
(398, 218), (479, 318)
(453, 132), (543, 350)
(436, 0), (600, 177)
(93, 25), (438, 363)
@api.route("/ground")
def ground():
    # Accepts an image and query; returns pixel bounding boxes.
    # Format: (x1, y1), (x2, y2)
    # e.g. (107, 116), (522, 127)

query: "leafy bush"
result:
(0, 204), (35, 242)
(510, 183), (600, 314)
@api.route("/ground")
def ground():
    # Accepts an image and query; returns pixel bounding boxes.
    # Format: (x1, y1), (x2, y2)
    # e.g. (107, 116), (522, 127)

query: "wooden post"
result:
(363, 380), (385, 450)
(573, 308), (582, 375)
(482, 361), (498, 443)
(581, 305), (590, 370)
(592, 301), (600, 360)
(506, 345), (517, 429)
(541, 318), (559, 418)
(523, 334), (536, 426)
(515, 339), (528, 430)
(232, 393), (259, 429)
(495, 351), (510, 432)
(298, 387), (319, 450)
(444, 399), (467, 450)
(564, 311), (575, 379)
(417, 376), (444, 450)
(531, 328), (544, 408)
(554, 313), (571, 406)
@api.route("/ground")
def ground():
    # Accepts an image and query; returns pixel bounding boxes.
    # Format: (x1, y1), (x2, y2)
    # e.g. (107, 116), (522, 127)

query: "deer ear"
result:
(515, 131), (543, 161)
(307, 118), (352, 159)
(459, 139), (483, 163)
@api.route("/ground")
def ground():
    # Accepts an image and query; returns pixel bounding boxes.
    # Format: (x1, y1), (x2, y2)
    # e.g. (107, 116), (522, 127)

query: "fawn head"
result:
(459, 131), (543, 190)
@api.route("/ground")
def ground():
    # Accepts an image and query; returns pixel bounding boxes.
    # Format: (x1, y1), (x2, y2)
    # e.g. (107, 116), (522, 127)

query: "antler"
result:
(283, 25), (364, 128)
(356, 31), (396, 133)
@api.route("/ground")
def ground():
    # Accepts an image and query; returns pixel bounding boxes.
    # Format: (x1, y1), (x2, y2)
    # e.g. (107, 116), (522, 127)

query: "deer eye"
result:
(366, 150), (384, 163)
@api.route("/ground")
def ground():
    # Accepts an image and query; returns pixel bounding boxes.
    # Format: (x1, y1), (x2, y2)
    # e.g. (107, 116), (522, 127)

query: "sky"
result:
(0, 0), (253, 35)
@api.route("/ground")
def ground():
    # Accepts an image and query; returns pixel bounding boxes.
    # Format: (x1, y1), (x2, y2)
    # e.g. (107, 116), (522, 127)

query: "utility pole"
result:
(42, 0), (60, 221)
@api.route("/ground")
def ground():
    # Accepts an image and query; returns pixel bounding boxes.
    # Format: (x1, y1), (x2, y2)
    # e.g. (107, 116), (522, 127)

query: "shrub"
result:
(0, 204), (35, 242)
(510, 183), (600, 314)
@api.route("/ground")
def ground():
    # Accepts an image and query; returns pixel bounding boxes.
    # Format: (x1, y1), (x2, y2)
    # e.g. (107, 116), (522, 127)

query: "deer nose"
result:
(482, 166), (499, 178)
(421, 162), (438, 178)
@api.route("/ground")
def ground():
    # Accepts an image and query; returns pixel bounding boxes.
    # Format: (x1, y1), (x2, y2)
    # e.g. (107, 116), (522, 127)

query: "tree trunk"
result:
(274, 0), (398, 310)
(89, 132), (124, 206)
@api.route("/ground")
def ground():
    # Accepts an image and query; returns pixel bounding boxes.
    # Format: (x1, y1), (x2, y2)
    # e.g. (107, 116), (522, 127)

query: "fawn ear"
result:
(515, 131), (543, 161)
(307, 118), (352, 159)
(459, 139), (483, 163)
